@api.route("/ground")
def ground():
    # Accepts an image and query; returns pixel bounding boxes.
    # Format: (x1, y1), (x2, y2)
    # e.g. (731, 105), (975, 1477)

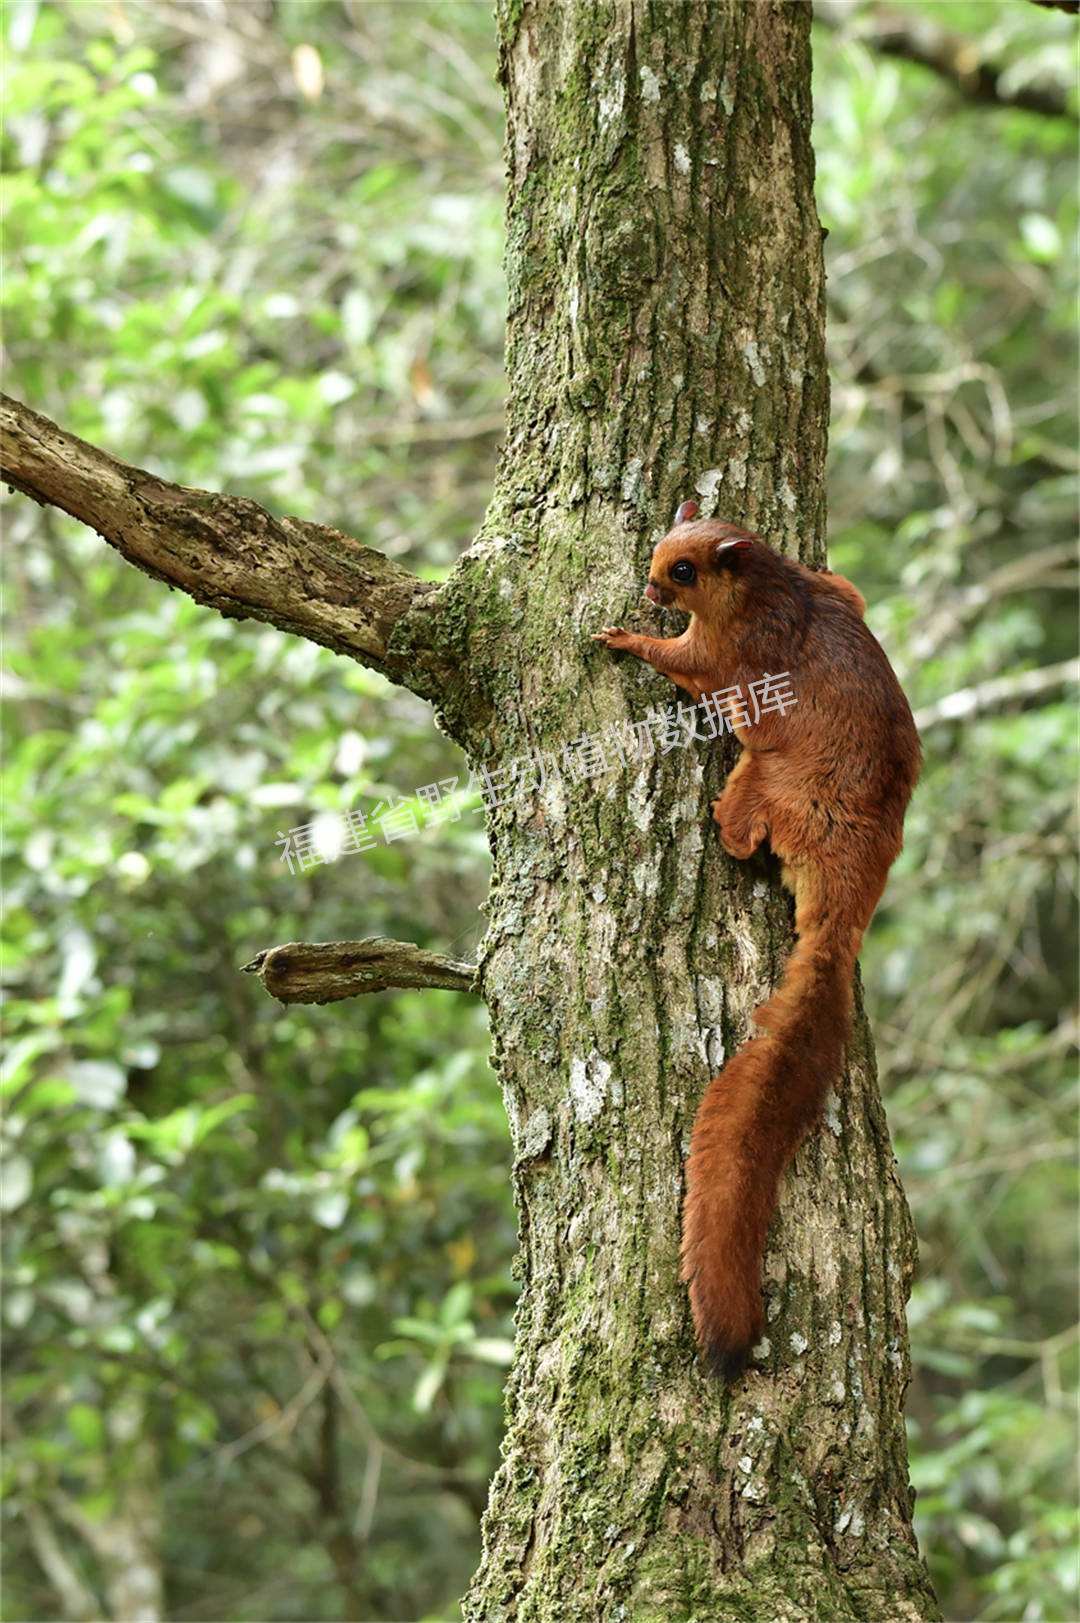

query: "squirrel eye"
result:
(671, 560), (696, 586)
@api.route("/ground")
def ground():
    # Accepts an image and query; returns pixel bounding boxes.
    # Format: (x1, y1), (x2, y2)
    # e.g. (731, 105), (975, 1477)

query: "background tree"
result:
(2, 3), (1075, 1621)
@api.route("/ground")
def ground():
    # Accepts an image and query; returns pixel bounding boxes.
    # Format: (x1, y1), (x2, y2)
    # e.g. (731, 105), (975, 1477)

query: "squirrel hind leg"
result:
(713, 758), (771, 858)
(712, 795), (769, 859)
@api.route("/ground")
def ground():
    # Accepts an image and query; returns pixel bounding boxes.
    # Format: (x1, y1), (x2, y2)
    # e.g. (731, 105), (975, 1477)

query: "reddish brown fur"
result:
(594, 517), (920, 1375)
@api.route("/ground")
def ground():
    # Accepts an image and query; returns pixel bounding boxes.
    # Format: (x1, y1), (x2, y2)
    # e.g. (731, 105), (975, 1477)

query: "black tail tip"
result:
(702, 1337), (752, 1380)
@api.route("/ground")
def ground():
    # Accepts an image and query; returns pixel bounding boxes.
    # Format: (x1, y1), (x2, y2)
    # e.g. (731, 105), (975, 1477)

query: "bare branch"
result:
(212, 1348), (332, 1470)
(288, 1299), (485, 1486)
(352, 410), (505, 445)
(242, 937), (479, 1003)
(0, 394), (457, 703)
(913, 658), (1079, 730)
(815, 4), (1077, 121)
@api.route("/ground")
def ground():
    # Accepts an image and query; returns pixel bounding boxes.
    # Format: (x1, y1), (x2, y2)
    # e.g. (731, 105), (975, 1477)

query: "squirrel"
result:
(593, 500), (921, 1376)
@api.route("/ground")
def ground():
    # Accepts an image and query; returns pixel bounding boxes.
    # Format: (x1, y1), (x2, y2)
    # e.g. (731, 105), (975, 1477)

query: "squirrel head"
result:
(645, 510), (766, 618)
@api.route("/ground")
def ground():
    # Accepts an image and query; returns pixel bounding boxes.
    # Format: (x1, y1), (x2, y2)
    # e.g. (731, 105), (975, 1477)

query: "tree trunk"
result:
(459, 3), (940, 1618)
(52, 1399), (163, 1623)
(0, 2), (942, 1617)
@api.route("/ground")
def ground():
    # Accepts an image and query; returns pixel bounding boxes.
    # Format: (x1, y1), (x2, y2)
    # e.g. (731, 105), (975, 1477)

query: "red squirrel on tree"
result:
(594, 501), (921, 1376)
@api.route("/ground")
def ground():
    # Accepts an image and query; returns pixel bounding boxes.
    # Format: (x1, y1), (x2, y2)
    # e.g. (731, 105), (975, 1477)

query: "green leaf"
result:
(413, 1355), (449, 1414)
(317, 1298), (344, 1333)
(1019, 213), (1061, 261)
(0, 1157), (33, 1212)
(66, 1402), (104, 1450)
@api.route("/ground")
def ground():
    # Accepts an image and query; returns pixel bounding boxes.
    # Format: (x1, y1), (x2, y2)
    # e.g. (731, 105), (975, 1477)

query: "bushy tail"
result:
(680, 886), (860, 1376)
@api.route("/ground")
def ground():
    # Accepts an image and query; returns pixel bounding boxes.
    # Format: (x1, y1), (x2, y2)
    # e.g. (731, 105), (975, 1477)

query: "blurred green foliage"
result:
(2, 3), (1076, 1621)
(814, 8), (1078, 1619)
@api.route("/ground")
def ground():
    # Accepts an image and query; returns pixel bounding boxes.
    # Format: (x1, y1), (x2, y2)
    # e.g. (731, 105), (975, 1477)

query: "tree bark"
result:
(461, 2), (939, 1618)
(241, 938), (478, 1003)
(50, 1401), (164, 1623)
(1, 1), (941, 1618)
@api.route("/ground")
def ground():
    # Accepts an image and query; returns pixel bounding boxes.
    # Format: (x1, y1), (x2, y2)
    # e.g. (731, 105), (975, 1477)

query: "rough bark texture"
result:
(458, 3), (939, 1619)
(242, 938), (478, 1003)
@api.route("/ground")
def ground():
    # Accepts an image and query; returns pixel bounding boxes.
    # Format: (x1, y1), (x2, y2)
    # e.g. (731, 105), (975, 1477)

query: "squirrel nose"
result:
(645, 582), (660, 603)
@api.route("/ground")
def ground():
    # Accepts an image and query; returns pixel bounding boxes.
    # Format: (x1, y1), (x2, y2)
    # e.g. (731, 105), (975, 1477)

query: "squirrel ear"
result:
(713, 538), (752, 564)
(674, 498), (699, 525)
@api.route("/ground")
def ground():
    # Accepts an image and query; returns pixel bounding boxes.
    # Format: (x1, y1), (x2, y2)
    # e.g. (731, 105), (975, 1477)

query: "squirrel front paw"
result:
(592, 626), (633, 649)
